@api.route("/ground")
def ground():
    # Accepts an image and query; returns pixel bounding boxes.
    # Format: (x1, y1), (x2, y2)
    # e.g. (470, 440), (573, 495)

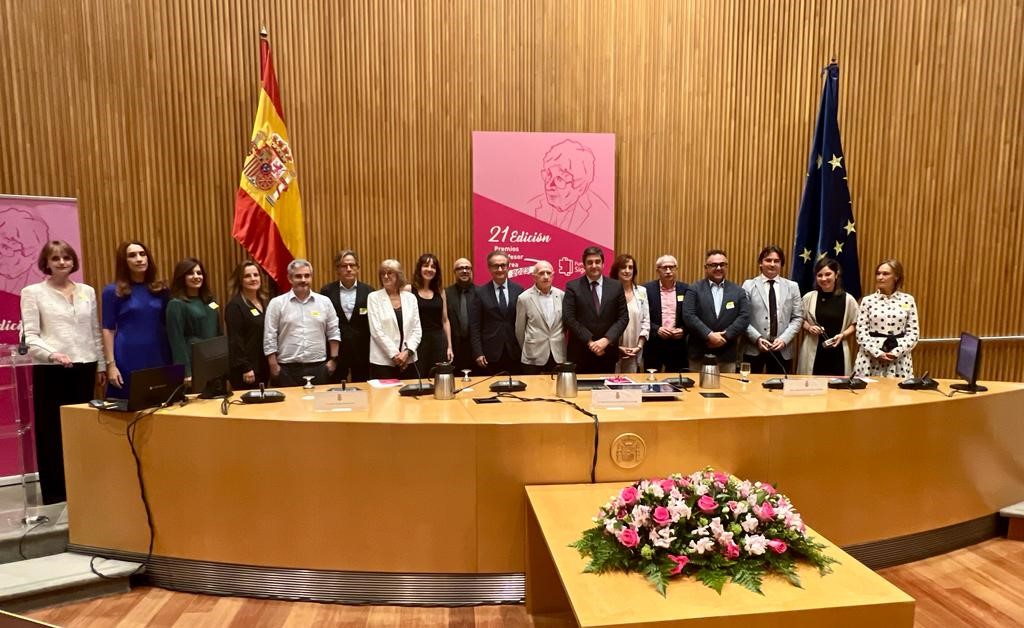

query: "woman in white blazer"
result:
(796, 258), (858, 376)
(367, 259), (422, 380)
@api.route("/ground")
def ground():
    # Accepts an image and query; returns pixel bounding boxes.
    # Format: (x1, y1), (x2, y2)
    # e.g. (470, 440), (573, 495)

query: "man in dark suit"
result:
(469, 250), (523, 375)
(445, 257), (477, 373)
(562, 246), (629, 374)
(681, 249), (751, 373)
(643, 254), (689, 373)
(319, 250), (373, 383)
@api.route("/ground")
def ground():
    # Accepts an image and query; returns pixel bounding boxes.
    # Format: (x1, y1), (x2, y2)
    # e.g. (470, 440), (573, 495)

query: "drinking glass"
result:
(739, 362), (751, 382)
(646, 368), (657, 382)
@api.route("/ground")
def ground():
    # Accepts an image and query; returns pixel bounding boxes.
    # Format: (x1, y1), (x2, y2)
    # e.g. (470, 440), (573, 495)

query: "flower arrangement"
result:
(571, 467), (838, 596)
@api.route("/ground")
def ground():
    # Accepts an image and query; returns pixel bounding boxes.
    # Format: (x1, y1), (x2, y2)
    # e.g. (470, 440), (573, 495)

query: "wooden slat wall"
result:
(2, 0), (1022, 379)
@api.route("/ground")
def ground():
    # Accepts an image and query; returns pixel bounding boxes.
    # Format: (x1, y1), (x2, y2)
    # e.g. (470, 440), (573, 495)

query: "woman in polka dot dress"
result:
(853, 259), (920, 378)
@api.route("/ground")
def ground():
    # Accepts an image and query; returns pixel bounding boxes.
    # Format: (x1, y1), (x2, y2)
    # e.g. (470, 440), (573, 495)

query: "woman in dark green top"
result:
(167, 257), (222, 380)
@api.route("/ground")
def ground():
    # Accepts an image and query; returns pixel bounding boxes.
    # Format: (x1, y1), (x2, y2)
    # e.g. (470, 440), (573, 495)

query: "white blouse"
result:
(20, 281), (105, 368)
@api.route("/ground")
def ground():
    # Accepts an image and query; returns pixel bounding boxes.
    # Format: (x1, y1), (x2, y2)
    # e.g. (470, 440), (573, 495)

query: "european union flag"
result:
(791, 62), (861, 299)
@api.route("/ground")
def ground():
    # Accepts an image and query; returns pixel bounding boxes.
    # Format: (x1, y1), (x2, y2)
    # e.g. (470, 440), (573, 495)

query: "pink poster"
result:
(0, 195), (82, 479)
(472, 132), (615, 289)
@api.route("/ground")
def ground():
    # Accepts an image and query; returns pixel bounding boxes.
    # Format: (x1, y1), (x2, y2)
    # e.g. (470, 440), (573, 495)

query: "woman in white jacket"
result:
(367, 259), (422, 380)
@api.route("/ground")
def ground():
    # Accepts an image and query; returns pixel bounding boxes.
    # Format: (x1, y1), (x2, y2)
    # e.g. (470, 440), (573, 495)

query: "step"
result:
(0, 552), (140, 613)
(0, 503), (69, 565)
(1000, 502), (1024, 541)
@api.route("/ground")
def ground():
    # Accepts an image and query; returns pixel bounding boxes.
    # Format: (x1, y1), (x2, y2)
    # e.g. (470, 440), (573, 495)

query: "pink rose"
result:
(652, 506), (672, 526)
(618, 527), (640, 548)
(714, 471), (729, 486)
(620, 486), (639, 505)
(697, 495), (718, 514)
(727, 500), (739, 512)
(660, 479), (676, 493)
(680, 477), (691, 487)
(723, 541), (740, 559)
(767, 539), (788, 554)
(668, 553), (690, 575)
(757, 502), (775, 521)
(762, 483), (777, 495)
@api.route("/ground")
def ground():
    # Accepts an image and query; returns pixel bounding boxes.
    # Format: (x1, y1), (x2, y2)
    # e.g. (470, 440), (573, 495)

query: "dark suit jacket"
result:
(562, 276), (629, 363)
(319, 280), (372, 365)
(643, 280), (689, 335)
(681, 279), (751, 360)
(469, 281), (523, 363)
(445, 282), (477, 345)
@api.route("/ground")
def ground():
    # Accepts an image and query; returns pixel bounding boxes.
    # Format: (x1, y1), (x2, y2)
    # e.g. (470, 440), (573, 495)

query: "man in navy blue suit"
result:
(643, 254), (689, 373)
(562, 246), (629, 374)
(682, 249), (751, 373)
(469, 250), (523, 375)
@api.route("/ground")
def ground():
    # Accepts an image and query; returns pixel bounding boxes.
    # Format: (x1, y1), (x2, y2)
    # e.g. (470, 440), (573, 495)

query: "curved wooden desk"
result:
(61, 376), (1024, 603)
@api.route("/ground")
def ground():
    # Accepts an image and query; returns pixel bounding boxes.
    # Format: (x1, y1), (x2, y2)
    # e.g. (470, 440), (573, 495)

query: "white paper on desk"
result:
(367, 379), (403, 389)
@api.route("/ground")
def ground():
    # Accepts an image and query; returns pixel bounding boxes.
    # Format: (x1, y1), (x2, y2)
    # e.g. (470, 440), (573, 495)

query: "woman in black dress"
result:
(796, 258), (859, 376)
(225, 260), (271, 389)
(405, 253), (453, 369)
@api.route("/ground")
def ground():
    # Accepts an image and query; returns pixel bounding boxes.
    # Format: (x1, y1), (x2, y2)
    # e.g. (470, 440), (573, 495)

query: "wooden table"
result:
(60, 375), (1024, 601)
(525, 482), (915, 627)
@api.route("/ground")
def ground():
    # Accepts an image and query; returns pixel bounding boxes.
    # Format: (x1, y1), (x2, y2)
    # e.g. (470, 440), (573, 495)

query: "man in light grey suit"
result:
(741, 245), (803, 374)
(515, 260), (566, 374)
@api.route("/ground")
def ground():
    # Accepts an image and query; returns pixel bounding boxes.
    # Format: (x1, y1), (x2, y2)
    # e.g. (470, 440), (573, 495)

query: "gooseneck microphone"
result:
(761, 349), (789, 390)
(665, 369), (694, 389)
(398, 350), (435, 397)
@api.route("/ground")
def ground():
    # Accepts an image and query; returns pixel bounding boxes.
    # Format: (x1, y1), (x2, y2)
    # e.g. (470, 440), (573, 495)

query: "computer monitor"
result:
(951, 332), (987, 393)
(191, 335), (230, 399)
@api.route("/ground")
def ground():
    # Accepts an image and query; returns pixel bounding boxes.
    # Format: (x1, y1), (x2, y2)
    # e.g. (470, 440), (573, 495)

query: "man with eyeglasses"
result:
(682, 249), (751, 373)
(445, 257), (477, 372)
(469, 250), (523, 375)
(320, 250), (372, 383)
(741, 245), (803, 375)
(643, 255), (689, 373)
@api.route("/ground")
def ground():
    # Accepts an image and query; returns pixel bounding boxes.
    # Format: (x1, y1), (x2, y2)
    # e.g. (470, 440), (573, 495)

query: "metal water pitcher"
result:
(555, 362), (578, 398)
(433, 362), (456, 400)
(699, 354), (720, 389)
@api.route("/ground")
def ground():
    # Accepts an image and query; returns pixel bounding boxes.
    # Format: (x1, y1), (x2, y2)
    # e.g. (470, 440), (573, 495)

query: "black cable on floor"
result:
(17, 519), (49, 560)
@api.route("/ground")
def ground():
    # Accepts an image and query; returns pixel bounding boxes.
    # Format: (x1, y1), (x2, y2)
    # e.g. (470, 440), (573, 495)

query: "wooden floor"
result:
(25, 538), (1024, 627)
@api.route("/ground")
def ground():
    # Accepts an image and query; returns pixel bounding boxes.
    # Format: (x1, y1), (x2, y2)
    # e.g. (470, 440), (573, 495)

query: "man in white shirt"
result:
(741, 245), (803, 374)
(515, 260), (566, 374)
(264, 259), (341, 387)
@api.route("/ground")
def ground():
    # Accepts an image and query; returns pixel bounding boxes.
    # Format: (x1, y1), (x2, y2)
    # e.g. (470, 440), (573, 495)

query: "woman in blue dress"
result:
(101, 240), (172, 398)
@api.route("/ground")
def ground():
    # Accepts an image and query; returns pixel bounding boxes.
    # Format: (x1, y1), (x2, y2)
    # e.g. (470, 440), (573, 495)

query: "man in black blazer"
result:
(319, 250), (373, 383)
(469, 250), (523, 375)
(681, 249), (751, 372)
(643, 254), (689, 373)
(562, 246), (629, 374)
(445, 257), (477, 372)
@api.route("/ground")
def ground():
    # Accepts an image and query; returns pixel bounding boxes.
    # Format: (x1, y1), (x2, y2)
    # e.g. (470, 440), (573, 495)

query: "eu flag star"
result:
(816, 154), (823, 169)
(843, 220), (856, 235)
(834, 240), (844, 255)
(828, 154), (843, 171)
(817, 251), (827, 261)
(799, 248), (812, 263)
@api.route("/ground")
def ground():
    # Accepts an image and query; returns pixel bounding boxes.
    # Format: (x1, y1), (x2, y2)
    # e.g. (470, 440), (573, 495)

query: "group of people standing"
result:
(19, 238), (920, 505)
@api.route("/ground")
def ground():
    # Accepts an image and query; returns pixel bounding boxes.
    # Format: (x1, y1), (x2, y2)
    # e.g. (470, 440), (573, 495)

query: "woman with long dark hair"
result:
(225, 260), (270, 389)
(406, 253), (453, 368)
(796, 258), (858, 376)
(609, 254), (650, 373)
(166, 257), (222, 381)
(21, 241), (105, 504)
(101, 240), (171, 398)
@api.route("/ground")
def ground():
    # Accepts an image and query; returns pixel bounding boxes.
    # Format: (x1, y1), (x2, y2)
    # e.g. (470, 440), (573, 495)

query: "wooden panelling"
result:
(2, 0), (1021, 379)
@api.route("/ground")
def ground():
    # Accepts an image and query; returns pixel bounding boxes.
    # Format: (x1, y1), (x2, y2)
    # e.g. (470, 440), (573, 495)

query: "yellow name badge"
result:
(677, 294), (685, 302)
(725, 301), (735, 310)
(359, 307), (368, 315)
(900, 302), (912, 310)
(208, 302), (219, 310)
(311, 310), (321, 317)
(250, 308), (260, 316)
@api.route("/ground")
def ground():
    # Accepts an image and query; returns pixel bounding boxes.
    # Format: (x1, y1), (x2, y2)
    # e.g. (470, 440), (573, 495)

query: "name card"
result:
(782, 378), (829, 396)
(313, 389), (369, 411)
(592, 388), (643, 409)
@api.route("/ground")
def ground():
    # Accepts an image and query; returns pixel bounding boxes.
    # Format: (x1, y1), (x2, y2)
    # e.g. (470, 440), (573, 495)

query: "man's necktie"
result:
(458, 290), (469, 336)
(498, 285), (507, 311)
(591, 281), (600, 312)
(768, 279), (778, 341)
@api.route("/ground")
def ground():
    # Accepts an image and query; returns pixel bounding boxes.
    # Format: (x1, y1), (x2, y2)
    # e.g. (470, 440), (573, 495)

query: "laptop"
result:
(101, 364), (186, 412)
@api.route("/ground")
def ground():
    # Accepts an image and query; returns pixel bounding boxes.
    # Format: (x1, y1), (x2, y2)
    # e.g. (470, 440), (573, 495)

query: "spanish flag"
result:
(233, 30), (305, 292)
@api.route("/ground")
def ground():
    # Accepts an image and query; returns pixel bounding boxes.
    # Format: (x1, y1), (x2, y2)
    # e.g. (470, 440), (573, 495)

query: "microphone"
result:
(259, 382), (265, 399)
(399, 355), (434, 397)
(761, 348), (789, 390)
(453, 371), (505, 395)
(665, 369), (694, 389)
(489, 369), (527, 393)
(18, 330), (28, 356)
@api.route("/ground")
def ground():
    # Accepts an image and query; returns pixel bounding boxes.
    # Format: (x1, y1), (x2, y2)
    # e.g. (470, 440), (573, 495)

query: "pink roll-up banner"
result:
(472, 132), (615, 289)
(0, 195), (83, 480)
